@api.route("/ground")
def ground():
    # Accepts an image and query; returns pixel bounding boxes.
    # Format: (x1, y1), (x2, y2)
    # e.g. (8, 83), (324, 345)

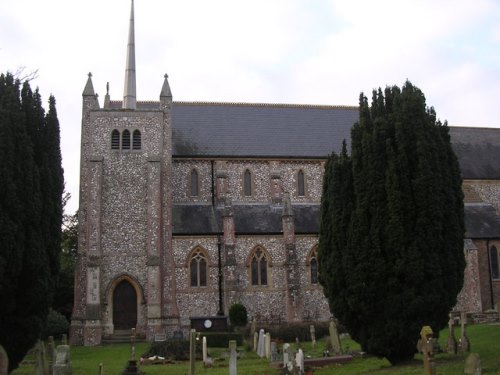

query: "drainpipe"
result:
(211, 160), (224, 315)
(486, 239), (495, 309)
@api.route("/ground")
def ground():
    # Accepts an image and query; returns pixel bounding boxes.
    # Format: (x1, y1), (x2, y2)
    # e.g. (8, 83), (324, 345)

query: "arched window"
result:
(309, 247), (319, 284)
(111, 129), (120, 150)
(297, 170), (305, 196)
(490, 246), (500, 279)
(190, 169), (199, 197)
(122, 129), (131, 150)
(190, 248), (207, 287)
(132, 130), (141, 150)
(244, 169), (252, 197)
(251, 247), (268, 286)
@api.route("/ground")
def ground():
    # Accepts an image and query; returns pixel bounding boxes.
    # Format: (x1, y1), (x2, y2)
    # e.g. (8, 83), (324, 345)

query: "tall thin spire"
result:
(123, 0), (136, 109)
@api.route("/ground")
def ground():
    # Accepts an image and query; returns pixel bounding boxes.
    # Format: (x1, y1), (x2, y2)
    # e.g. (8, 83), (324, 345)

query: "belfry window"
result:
(244, 169), (252, 197)
(122, 129), (131, 150)
(132, 130), (141, 150)
(491, 245), (500, 279)
(111, 129), (120, 150)
(298, 170), (305, 196)
(251, 247), (268, 286)
(190, 248), (208, 287)
(190, 169), (199, 197)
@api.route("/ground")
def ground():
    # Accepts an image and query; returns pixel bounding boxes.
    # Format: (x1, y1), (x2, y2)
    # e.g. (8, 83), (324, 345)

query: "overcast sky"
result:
(1, 0), (500, 215)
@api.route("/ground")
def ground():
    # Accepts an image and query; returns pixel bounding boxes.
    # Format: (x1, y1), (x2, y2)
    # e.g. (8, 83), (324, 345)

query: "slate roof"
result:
(172, 204), (320, 235)
(464, 203), (500, 239)
(173, 202), (500, 239)
(171, 102), (357, 158)
(113, 101), (500, 179)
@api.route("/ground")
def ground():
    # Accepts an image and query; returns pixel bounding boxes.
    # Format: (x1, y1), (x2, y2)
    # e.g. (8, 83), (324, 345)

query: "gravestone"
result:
(121, 329), (140, 375)
(283, 343), (291, 368)
(202, 336), (208, 366)
(446, 315), (457, 354)
(250, 317), (256, 339)
(0, 345), (8, 375)
(329, 319), (342, 355)
(253, 332), (258, 351)
(270, 341), (280, 362)
(35, 340), (47, 375)
(265, 332), (271, 359)
(53, 345), (72, 375)
(464, 353), (482, 375)
(98, 363), (104, 375)
(229, 340), (237, 375)
(295, 349), (304, 374)
(47, 336), (56, 374)
(459, 312), (470, 353)
(417, 326), (436, 375)
(309, 325), (316, 349)
(257, 329), (265, 358)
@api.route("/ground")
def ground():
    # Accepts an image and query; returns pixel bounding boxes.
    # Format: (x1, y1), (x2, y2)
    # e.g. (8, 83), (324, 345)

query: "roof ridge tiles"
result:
(172, 101), (358, 110)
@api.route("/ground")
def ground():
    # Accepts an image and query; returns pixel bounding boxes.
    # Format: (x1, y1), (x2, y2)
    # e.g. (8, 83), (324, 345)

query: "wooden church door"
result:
(113, 280), (137, 330)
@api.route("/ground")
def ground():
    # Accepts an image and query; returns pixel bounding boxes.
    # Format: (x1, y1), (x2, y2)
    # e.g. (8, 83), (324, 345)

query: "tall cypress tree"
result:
(0, 73), (63, 372)
(319, 81), (465, 364)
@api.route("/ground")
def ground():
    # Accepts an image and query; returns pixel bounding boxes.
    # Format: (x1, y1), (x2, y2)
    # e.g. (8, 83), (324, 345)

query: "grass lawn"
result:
(12, 323), (500, 375)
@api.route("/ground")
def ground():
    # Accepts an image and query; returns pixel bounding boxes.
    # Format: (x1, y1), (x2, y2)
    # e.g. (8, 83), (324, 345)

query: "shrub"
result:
(41, 309), (69, 339)
(229, 303), (248, 327)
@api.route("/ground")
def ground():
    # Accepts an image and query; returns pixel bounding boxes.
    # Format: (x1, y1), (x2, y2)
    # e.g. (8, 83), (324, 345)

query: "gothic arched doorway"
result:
(113, 280), (137, 330)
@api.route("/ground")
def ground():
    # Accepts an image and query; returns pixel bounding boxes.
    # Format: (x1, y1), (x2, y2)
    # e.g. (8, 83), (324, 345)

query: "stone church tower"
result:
(70, 0), (179, 345)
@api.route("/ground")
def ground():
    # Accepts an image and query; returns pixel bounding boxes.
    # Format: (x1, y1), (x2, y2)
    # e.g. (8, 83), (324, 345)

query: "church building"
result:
(70, 1), (500, 345)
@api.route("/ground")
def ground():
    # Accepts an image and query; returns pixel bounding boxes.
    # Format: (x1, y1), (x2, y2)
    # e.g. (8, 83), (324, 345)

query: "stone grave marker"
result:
(417, 326), (436, 375)
(229, 340), (237, 375)
(53, 345), (72, 375)
(202, 336), (208, 366)
(264, 332), (271, 359)
(329, 319), (342, 355)
(98, 363), (104, 375)
(0, 345), (8, 375)
(295, 349), (304, 374)
(464, 353), (482, 375)
(459, 312), (470, 353)
(253, 332), (258, 351)
(283, 343), (291, 368)
(270, 341), (280, 362)
(446, 315), (457, 354)
(257, 329), (265, 358)
(35, 340), (47, 375)
(310, 325), (316, 349)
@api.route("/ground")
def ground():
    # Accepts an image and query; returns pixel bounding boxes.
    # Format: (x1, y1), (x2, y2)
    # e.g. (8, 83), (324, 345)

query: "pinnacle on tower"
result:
(123, 0), (136, 109)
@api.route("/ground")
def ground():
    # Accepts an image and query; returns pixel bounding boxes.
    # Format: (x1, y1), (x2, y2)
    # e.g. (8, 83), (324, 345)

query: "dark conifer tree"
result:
(318, 81), (465, 364)
(0, 73), (63, 372)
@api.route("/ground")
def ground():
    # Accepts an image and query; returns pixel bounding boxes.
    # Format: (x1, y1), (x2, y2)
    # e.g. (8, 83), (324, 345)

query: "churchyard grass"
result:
(11, 323), (500, 374)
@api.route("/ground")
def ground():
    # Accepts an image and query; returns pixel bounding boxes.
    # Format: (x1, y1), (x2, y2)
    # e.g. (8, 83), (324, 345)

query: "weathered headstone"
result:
(250, 317), (256, 339)
(257, 329), (265, 358)
(202, 336), (208, 366)
(53, 345), (72, 375)
(459, 312), (470, 353)
(98, 363), (104, 375)
(47, 336), (56, 374)
(264, 332), (271, 359)
(229, 340), (237, 375)
(417, 326), (436, 375)
(464, 353), (482, 375)
(35, 340), (47, 375)
(309, 325), (316, 349)
(295, 349), (304, 373)
(253, 332), (258, 352)
(270, 341), (280, 362)
(446, 315), (457, 354)
(0, 345), (8, 375)
(283, 343), (291, 368)
(329, 319), (342, 355)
